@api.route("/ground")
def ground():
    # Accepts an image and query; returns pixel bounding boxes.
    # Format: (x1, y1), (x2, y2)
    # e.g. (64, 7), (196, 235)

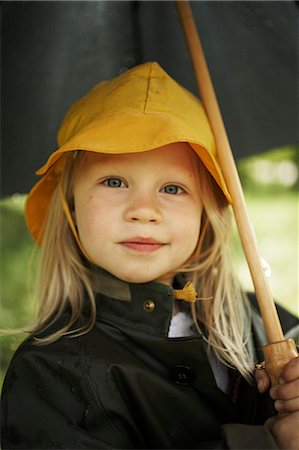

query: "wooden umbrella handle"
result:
(175, 0), (298, 380)
(263, 339), (298, 386)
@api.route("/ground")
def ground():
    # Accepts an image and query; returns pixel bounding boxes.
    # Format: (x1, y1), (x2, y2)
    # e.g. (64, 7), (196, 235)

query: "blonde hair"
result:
(186, 160), (253, 380)
(30, 150), (252, 379)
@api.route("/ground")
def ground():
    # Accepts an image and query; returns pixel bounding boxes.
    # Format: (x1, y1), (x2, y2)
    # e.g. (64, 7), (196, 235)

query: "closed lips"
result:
(120, 237), (164, 245)
(119, 237), (166, 252)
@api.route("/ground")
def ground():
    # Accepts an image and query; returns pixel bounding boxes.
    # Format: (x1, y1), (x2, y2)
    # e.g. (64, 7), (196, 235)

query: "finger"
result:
(255, 367), (270, 393)
(264, 415), (277, 431)
(270, 379), (299, 401)
(280, 356), (299, 383)
(274, 396), (299, 413)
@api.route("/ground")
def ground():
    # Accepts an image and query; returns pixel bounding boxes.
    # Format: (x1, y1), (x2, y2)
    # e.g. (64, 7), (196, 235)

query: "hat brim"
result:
(26, 112), (231, 243)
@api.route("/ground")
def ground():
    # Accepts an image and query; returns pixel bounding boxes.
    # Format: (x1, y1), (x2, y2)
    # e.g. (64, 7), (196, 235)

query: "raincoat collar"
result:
(90, 267), (184, 337)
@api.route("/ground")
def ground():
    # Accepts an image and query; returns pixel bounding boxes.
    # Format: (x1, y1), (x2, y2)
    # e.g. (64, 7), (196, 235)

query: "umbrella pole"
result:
(176, 0), (298, 384)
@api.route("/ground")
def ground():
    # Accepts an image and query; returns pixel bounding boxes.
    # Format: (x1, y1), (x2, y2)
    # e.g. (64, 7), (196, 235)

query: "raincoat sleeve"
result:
(0, 338), (135, 450)
(221, 424), (278, 449)
(191, 425), (278, 449)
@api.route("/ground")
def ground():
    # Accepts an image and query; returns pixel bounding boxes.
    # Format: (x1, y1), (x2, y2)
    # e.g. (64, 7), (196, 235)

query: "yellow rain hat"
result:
(25, 61), (231, 243)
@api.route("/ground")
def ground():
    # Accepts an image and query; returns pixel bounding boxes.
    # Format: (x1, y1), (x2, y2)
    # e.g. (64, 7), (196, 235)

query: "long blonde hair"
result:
(31, 150), (252, 379)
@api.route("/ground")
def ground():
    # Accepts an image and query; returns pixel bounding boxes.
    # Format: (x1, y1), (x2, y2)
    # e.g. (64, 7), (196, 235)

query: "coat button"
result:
(171, 365), (194, 386)
(143, 299), (155, 312)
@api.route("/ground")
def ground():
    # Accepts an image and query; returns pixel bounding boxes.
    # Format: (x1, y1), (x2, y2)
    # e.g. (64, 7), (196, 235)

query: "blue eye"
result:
(161, 185), (184, 195)
(103, 178), (125, 188)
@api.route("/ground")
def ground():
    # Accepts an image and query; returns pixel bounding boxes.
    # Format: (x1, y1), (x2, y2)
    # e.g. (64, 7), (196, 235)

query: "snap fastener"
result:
(171, 365), (194, 386)
(143, 300), (155, 312)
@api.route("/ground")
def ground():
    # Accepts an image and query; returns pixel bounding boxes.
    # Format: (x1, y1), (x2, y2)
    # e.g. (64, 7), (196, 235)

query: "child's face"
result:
(73, 143), (203, 283)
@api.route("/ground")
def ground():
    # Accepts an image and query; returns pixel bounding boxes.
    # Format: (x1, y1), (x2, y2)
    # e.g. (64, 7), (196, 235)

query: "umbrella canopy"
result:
(1, 0), (298, 197)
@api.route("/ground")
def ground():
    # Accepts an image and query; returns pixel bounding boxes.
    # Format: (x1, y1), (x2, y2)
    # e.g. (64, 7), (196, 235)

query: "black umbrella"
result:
(1, 0), (298, 197)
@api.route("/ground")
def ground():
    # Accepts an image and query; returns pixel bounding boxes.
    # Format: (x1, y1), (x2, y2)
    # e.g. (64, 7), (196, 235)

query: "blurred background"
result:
(1, 1), (298, 387)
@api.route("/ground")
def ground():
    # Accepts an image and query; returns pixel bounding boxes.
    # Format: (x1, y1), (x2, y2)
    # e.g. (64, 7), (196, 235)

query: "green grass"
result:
(232, 191), (298, 317)
(0, 196), (37, 388)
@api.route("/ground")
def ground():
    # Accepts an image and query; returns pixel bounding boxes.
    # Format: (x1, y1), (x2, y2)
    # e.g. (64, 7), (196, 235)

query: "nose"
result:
(124, 192), (162, 224)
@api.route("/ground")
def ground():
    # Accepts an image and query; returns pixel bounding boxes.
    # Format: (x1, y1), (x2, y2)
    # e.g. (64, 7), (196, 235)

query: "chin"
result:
(114, 270), (164, 285)
(119, 275), (156, 284)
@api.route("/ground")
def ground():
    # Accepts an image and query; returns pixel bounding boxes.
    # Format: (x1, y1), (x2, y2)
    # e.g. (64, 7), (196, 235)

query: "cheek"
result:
(75, 196), (117, 240)
(186, 204), (202, 245)
(78, 210), (96, 237)
(186, 217), (202, 249)
(75, 197), (107, 238)
(174, 211), (202, 251)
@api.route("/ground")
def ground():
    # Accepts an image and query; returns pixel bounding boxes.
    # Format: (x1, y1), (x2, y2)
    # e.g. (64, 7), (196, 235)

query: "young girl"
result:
(1, 62), (299, 449)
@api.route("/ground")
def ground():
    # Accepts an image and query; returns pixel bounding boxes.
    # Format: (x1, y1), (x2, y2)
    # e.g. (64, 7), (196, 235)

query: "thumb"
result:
(265, 415), (277, 431)
(255, 365), (271, 393)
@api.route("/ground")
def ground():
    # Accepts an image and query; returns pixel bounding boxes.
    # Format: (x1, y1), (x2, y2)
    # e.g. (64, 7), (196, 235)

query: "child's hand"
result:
(255, 357), (299, 450)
